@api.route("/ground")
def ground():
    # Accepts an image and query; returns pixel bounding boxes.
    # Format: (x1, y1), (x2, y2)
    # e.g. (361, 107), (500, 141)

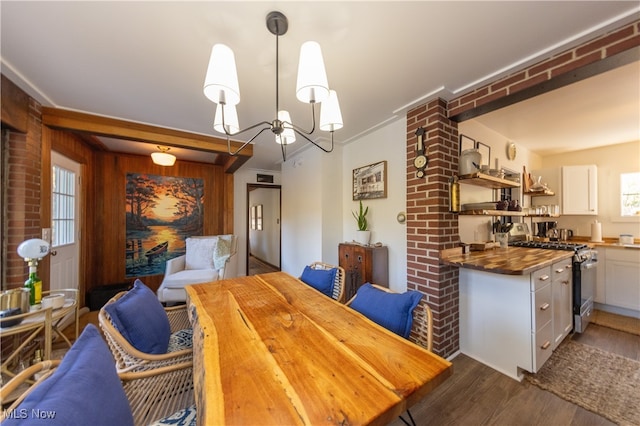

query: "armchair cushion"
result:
(300, 265), (337, 297)
(3, 324), (134, 426)
(185, 237), (216, 270)
(213, 234), (233, 269)
(350, 283), (423, 339)
(104, 279), (171, 354)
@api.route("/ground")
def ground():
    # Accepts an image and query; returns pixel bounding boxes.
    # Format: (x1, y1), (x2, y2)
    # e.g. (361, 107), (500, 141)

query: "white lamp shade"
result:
(320, 90), (343, 131)
(276, 110), (296, 145)
(213, 104), (240, 134)
(151, 151), (176, 166)
(296, 41), (329, 104)
(17, 238), (50, 260)
(204, 44), (241, 106)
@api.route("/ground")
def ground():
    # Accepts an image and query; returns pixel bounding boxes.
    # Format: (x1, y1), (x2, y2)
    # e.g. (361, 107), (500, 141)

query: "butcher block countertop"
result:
(440, 246), (573, 275)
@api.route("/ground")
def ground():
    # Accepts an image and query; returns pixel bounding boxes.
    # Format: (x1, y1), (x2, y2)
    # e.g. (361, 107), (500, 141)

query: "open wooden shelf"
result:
(458, 173), (520, 189)
(524, 189), (555, 196)
(459, 209), (526, 216)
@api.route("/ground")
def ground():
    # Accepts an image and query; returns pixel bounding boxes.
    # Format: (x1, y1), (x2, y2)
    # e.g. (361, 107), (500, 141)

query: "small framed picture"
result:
(353, 160), (387, 200)
(459, 134), (476, 154)
(476, 141), (491, 168)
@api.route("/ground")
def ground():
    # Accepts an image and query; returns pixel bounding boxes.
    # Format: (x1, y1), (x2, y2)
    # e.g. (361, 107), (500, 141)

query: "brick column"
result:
(406, 98), (460, 358)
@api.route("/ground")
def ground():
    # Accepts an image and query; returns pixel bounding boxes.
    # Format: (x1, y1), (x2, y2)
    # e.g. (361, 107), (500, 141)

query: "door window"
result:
(52, 166), (76, 247)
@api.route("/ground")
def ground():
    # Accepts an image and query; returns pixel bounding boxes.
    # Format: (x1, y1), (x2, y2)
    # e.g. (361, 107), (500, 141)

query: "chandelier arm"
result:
(227, 125), (273, 156)
(280, 140), (287, 162)
(292, 128), (335, 153)
(284, 103), (317, 136)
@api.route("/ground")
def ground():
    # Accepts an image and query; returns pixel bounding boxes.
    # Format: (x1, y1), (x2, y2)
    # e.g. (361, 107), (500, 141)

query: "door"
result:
(247, 184), (281, 275)
(50, 152), (81, 291)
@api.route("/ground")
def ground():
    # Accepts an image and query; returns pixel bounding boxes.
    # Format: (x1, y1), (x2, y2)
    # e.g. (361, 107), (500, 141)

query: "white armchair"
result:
(157, 235), (238, 303)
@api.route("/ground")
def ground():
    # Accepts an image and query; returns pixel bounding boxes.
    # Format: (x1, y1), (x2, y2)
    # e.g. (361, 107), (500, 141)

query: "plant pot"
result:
(355, 230), (371, 245)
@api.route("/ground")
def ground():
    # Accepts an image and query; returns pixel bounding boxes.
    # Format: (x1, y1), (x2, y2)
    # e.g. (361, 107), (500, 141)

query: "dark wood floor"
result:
(390, 324), (639, 426)
(248, 255), (280, 275)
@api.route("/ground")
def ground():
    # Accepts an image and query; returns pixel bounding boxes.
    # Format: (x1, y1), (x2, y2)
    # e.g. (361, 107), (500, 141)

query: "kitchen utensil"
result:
(558, 229), (573, 241)
(0, 288), (31, 316)
(546, 228), (559, 240)
(459, 149), (482, 175)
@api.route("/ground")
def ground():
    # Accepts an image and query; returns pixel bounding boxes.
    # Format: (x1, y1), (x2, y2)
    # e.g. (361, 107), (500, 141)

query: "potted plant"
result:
(352, 200), (370, 245)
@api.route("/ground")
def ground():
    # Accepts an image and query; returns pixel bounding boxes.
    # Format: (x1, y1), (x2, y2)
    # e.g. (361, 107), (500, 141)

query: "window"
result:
(620, 172), (640, 217)
(52, 166), (76, 247)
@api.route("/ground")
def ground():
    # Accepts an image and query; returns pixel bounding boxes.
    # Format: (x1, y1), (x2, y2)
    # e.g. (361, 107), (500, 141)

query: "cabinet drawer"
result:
(532, 320), (553, 372)
(551, 259), (572, 282)
(533, 284), (552, 331)
(531, 266), (551, 292)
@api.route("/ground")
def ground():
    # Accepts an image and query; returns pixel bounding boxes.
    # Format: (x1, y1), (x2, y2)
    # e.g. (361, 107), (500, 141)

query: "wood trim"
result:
(1, 75), (30, 133)
(41, 107), (252, 173)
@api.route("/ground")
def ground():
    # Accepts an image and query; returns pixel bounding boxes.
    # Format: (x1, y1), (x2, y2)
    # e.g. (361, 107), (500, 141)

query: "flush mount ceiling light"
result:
(203, 11), (343, 162)
(151, 146), (176, 166)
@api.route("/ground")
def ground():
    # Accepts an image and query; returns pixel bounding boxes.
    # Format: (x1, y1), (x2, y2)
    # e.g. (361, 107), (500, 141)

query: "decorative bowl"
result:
(41, 293), (65, 310)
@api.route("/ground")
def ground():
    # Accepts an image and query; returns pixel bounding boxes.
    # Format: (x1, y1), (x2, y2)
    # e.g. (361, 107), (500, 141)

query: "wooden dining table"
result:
(185, 272), (452, 425)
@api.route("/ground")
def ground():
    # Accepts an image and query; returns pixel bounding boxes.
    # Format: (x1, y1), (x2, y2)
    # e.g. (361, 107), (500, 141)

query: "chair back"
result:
(346, 284), (433, 351)
(308, 262), (346, 303)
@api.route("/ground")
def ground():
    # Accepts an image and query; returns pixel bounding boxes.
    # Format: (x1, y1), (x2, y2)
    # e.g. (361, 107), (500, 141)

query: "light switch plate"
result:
(42, 228), (51, 243)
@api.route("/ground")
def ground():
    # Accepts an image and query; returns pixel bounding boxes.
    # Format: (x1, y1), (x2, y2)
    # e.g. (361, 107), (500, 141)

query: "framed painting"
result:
(460, 134), (476, 154)
(353, 161), (387, 200)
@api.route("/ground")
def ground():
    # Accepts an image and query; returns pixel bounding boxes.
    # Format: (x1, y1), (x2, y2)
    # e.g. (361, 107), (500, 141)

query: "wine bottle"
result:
(24, 265), (42, 306)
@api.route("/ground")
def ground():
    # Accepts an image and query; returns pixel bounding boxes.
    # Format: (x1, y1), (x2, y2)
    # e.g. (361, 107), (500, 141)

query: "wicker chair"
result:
(345, 283), (433, 351)
(300, 261), (346, 303)
(0, 360), (196, 426)
(98, 289), (195, 424)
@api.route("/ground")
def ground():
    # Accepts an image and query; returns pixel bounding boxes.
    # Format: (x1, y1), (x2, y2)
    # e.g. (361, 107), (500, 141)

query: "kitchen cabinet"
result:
(338, 243), (388, 300)
(459, 265), (556, 381)
(603, 247), (640, 311)
(562, 165), (598, 215)
(551, 258), (573, 349)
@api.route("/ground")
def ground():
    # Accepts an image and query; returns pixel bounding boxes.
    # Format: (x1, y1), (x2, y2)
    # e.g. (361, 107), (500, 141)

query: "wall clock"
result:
(414, 127), (428, 178)
(506, 142), (517, 160)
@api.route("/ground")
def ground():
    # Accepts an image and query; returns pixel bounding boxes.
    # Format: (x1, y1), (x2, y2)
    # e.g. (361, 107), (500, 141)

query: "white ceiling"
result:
(2, 2), (639, 170)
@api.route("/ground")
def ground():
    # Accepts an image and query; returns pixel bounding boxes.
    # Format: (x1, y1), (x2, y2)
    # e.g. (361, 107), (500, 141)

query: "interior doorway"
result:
(246, 184), (281, 275)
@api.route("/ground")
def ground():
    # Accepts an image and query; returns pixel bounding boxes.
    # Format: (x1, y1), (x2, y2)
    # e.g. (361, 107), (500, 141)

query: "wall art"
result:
(353, 160), (387, 200)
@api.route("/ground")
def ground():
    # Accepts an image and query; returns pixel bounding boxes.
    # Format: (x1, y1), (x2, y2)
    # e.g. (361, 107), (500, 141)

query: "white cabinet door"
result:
(551, 259), (572, 349)
(605, 248), (640, 311)
(562, 165), (598, 215)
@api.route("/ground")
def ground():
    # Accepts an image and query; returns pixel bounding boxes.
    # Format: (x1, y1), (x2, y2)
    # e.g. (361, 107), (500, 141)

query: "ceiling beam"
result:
(41, 107), (252, 173)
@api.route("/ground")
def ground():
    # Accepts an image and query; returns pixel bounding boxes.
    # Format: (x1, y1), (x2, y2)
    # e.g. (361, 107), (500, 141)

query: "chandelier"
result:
(203, 11), (343, 161)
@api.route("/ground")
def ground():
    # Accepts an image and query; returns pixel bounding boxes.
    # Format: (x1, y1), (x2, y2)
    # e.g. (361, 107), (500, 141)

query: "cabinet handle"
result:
(541, 341), (551, 350)
(540, 303), (550, 311)
(555, 268), (564, 274)
(562, 280), (570, 285)
(539, 275), (550, 281)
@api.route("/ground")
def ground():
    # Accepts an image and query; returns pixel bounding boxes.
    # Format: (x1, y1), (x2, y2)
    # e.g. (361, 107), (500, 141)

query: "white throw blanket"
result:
(213, 235), (233, 270)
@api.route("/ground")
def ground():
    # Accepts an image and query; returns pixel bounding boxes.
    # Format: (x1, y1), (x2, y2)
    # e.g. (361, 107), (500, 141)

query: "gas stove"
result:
(510, 240), (588, 251)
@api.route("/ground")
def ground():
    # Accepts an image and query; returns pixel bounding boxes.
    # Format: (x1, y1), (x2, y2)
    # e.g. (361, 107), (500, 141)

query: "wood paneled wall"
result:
(93, 152), (230, 292)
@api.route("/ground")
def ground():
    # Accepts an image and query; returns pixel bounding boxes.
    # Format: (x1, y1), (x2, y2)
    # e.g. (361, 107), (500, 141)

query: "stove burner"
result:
(510, 241), (588, 252)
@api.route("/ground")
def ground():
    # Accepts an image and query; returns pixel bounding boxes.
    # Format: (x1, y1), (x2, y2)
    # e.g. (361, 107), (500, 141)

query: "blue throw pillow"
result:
(104, 279), (171, 354)
(350, 283), (423, 338)
(3, 324), (134, 426)
(300, 266), (337, 297)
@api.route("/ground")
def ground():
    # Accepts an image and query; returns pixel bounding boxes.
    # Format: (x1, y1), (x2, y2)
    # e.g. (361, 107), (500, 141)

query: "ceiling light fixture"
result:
(203, 11), (343, 162)
(151, 146), (176, 166)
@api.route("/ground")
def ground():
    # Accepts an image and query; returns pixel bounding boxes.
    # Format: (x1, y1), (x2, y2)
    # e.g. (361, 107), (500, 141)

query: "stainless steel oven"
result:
(573, 249), (597, 333)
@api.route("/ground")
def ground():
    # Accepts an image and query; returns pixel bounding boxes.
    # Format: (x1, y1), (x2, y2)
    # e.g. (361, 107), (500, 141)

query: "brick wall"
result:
(406, 99), (460, 357)
(407, 19), (639, 358)
(4, 99), (42, 289)
(449, 19), (639, 117)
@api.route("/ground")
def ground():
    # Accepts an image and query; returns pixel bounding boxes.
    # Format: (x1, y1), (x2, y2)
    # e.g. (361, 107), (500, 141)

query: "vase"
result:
(355, 230), (371, 245)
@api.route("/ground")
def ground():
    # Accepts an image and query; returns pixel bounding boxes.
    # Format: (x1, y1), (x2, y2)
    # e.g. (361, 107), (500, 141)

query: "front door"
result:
(50, 152), (81, 291)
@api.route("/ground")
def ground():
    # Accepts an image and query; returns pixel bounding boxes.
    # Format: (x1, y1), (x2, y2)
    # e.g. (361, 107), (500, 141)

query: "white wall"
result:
(249, 187), (280, 266)
(234, 168), (282, 276)
(342, 117), (408, 292)
(541, 140), (640, 239)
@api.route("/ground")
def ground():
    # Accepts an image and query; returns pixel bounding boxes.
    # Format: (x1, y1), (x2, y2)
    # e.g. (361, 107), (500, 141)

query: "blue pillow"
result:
(350, 283), (423, 338)
(104, 279), (171, 354)
(3, 324), (134, 426)
(300, 266), (337, 297)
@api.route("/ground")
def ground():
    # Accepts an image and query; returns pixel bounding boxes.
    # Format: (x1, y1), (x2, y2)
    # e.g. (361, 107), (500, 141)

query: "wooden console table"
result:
(186, 272), (451, 425)
(339, 243), (389, 300)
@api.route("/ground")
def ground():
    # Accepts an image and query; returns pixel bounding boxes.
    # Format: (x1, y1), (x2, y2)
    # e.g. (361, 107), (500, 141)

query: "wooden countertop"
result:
(440, 246), (573, 275)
